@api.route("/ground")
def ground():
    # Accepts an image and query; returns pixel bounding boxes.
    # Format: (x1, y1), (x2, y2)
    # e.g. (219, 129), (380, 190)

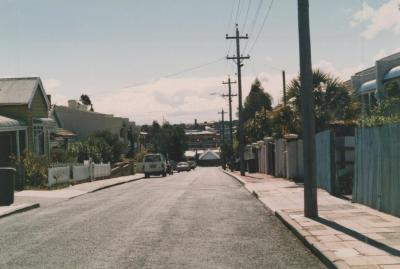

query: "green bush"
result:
(68, 131), (126, 163)
(360, 97), (400, 127)
(50, 148), (76, 163)
(11, 151), (49, 188)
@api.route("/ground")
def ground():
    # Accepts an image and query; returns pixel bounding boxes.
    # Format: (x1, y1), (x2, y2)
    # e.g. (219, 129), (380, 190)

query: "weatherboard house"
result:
(0, 77), (56, 165)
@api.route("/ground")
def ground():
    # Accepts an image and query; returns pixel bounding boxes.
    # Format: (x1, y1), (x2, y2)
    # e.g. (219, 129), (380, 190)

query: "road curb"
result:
(0, 203), (40, 220)
(275, 210), (337, 269)
(88, 175), (145, 194)
(222, 169), (338, 269)
(220, 169), (246, 185)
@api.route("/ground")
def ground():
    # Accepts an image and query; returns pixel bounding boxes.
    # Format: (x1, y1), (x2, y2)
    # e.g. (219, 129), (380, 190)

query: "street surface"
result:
(0, 167), (325, 269)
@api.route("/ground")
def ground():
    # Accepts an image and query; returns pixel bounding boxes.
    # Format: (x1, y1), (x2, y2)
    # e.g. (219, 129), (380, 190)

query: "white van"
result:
(143, 153), (167, 178)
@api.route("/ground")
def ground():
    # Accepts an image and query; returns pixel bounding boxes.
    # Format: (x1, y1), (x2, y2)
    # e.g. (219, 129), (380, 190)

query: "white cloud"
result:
(80, 71), (293, 125)
(373, 47), (400, 61)
(43, 62), (365, 125)
(41, 61), (371, 125)
(351, 0), (400, 40)
(314, 60), (365, 81)
(42, 78), (61, 91)
(42, 78), (69, 106)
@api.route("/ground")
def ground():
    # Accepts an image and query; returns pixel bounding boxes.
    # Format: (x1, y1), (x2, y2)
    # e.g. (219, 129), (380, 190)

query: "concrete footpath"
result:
(0, 174), (144, 219)
(224, 170), (400, 269)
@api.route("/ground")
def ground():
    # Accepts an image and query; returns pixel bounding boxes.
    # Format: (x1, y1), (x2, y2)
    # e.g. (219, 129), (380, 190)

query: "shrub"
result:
(50, 148), (76, 163)
(12, 151), (49, 188)
(360, 97), (400, 127)
(68, 131), (126, 163)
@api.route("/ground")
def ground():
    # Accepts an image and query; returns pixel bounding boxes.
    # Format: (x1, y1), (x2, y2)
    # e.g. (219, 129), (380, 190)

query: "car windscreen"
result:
(144, 155), (161, 162)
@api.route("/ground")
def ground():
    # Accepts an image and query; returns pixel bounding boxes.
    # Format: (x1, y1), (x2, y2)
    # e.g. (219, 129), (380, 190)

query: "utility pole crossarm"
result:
(222, 80), (237, 85)
(222, 94), (237, 97)
(226, 34), (249, 40)
(226, 56), (250, 60)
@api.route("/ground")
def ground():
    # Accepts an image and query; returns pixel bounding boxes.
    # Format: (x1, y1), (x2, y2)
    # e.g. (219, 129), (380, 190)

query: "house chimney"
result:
(47, 94), (51, 106)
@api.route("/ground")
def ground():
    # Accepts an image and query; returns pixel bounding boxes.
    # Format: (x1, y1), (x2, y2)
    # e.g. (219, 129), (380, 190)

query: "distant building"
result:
(185, 129), (220, 150)
(351, 52), (400, 113)
(51, 101), (136, 152)
(197, 149), (221, 166)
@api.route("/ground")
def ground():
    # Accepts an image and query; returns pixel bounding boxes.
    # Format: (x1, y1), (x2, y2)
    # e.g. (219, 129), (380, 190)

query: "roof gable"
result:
(199, 149), (220, 160)
(0, 77), (50, 109)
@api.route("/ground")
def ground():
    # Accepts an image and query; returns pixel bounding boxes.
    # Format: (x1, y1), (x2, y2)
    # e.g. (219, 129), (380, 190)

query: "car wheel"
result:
(145, 173), (149, 178)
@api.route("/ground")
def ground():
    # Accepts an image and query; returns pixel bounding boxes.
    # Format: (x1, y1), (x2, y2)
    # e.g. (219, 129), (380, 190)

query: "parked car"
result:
(176, 162), (191, 172)
(143, 153), (167, 178)
(187, 161), (197, 170)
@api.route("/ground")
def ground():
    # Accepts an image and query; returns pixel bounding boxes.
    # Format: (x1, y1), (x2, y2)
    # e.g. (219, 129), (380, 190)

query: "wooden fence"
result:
(316, 130), (335, 193)
(274, 139), (286, 178)
(353, 124), (400, 217)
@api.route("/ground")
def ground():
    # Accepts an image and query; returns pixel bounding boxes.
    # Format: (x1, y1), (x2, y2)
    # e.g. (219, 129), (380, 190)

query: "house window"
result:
(33, 125), (45, 155)
(385, 81), (400, 98)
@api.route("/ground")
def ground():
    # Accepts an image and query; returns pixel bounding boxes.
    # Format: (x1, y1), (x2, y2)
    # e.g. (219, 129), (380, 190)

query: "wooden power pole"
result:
(226, 24), (249, 176)
(222, 76), (237, 171)
(218, 109), (227, 169)
(298, 0), (318, 217)
(282, 70), (287, 106)
(218, 108), (227, 145)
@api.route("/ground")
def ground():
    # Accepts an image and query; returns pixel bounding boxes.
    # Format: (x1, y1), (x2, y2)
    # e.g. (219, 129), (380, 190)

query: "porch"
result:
(0, 115), (27, 166)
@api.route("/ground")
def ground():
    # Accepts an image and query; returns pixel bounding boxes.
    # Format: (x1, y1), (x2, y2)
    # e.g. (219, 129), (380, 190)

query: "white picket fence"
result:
(48, 166), (71, 186)
(48, 162), (111, 187)
(93, 163), (111, 178)
(72, 165), (90, 181)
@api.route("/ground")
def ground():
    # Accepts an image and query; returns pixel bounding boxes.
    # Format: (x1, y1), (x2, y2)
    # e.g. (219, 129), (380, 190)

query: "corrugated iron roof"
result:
(0, 115), (25, 129)
(0, 77), (49, 109)
(360, 80), (377, 93)
(384, 66), (400, 81)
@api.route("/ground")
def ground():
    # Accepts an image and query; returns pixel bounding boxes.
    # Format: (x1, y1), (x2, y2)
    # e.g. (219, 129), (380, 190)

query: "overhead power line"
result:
(246, 0), (275, 55)
(91, 57), (225, 96)
(242, 0), (252, 31)
(235, 0), (242, 24)
(242, 0), (264, 52)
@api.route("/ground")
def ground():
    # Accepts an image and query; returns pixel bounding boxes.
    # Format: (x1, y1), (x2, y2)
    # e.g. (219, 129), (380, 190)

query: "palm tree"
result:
(286, 69), (359, 132)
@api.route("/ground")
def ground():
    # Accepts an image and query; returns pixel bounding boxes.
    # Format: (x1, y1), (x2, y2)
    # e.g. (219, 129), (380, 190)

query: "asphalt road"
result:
(0, 167), (325, 269)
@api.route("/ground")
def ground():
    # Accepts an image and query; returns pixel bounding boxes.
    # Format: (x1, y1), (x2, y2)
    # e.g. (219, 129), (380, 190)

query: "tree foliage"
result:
(244, 107), (271, 142)
(269, 104), (300, 138)
(80, 94), (94, 112)
(140, 121), (187, 161)
(243, 78), (273, 122)
(286, 69), (359, 132)
(69, 131), (126, 163)
(242, 79), (273, 142)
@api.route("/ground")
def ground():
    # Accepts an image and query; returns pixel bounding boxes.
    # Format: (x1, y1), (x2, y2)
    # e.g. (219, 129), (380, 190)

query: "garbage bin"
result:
(0, 167), (15, 206)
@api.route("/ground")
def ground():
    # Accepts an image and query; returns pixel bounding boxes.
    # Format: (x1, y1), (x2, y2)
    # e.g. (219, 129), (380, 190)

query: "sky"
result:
(1, 0), (400, 125)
